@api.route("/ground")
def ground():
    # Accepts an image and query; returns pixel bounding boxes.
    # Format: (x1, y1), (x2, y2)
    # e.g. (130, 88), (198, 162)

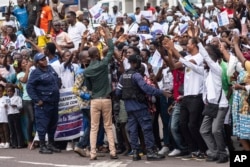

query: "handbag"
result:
(202, 89), (222, 118)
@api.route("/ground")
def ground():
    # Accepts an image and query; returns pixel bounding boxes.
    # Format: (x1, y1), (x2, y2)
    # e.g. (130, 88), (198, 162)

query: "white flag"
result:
(33, 26), (45, 37)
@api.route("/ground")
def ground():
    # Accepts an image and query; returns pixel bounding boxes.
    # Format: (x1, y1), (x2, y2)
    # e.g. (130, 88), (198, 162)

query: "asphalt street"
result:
(0, 148), (230, 167)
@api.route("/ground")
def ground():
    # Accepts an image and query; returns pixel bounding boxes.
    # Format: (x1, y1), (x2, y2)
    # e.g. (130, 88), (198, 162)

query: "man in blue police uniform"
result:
(116, 55), (170, 161)
(27, 53), (61, 154)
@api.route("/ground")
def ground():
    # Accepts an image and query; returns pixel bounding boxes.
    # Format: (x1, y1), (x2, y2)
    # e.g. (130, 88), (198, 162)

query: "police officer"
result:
(116, 55), (171, 161)
(27, 53), (61, 154)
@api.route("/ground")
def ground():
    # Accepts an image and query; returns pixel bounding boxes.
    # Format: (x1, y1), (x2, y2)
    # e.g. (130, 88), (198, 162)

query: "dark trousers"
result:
(8, 113), (24, 147)
(159, 95), (172, 146)
(34, 103), (58, 141)
(127, 109), (155, 150)
(0, 123), (10, 143)
(180, 95), (207, 153)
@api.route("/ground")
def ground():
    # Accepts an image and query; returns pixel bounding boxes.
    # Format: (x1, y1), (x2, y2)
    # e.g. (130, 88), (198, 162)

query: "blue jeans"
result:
(171, 102), (188, 151)
(77, 109), (105, 148)
(77, 109), (90, 148)
(159, 95), (172, 146)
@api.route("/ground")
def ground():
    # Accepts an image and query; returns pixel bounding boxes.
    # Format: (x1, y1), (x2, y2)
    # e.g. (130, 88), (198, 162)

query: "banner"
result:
(178, 0), (199, 18)
(217, 11), (229, 27)
(54, 88), (83, 141)
(141, 10), (153, 22)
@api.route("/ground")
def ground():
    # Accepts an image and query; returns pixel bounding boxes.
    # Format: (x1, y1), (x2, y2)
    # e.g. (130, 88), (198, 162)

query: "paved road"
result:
(0, 148), (229, 167)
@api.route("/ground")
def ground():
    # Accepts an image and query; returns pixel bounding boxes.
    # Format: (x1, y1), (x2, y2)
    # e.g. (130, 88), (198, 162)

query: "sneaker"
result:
(127, 150), (134, 156)
(158, 146), (169, 155)
(216, 156), (229, 163)
(66, 142), (74, 151)
(195, 152), (207, 161)
(181, 152), (198, 160)
(0, 143), (4, 148)
(3, 143), (10, 149)
(168, 149), (181, 157)
(206, 156), (219, 162)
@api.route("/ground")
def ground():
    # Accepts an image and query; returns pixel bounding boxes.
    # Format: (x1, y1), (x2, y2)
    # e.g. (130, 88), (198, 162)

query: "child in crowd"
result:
(6, 85), (24, 148)
(0, 84), (10, 148)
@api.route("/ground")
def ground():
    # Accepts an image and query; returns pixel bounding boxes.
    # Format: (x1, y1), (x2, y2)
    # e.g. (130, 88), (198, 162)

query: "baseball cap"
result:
(76, 10), (83, 18)
(34, 53), (46, 62)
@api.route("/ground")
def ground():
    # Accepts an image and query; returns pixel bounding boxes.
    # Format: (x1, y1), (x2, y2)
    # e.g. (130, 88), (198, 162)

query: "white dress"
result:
(0, 96), (9, 123)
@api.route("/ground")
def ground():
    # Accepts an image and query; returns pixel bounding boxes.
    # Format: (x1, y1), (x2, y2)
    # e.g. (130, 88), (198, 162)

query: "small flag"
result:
(33, 26), (45, 37)
(179, 23), (189, 35)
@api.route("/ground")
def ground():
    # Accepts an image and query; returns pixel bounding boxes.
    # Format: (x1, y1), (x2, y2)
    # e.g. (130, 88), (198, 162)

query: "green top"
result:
(220, 60), (232, 104)
(84, 39), (114, 99)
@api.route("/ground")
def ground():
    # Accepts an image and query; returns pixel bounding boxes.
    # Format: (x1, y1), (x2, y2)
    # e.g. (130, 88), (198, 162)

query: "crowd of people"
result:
(0, 0), (250, 164)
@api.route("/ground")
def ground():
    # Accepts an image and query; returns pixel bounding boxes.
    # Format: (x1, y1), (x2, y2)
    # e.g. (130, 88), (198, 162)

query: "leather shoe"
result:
(216, 157), (228, 163)
(110, 154), (118, 159)
(206, 156), (218, 162)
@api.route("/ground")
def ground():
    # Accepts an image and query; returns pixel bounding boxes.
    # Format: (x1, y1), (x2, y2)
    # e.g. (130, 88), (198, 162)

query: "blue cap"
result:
(34, 53), (46, 62)
(128, 14), (136, 22)
(139, 26), (150, 33)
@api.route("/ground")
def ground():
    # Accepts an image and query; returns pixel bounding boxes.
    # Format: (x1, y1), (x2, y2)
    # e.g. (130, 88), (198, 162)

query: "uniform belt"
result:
(92, 96), (111, 99)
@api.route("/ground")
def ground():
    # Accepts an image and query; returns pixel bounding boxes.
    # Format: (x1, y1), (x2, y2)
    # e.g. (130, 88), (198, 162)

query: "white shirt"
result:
(0, 96), (8, 123)
(49, 59), (61, 77)
(135, 13), (141, 24)
(6, 96), (22, 115)
(198, 43), (228, 107)
(67, 22), (86, 51)
(110, 12), (122, 24)
(2, 20), (16, 28)
(124, 22), (139, 35)
(179, 53), (204, 96)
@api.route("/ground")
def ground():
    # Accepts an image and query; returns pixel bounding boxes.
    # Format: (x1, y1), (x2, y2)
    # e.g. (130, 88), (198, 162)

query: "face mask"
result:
(166, 16), (173, 22)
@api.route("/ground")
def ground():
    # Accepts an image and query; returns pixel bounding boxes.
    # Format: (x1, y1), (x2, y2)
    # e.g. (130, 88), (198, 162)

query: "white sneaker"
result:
(66, 142), (74, 151)
(158, 146), (169, 155)
(3, 143), (10, 149)
(168, 149), (181, 157)
(0, 143), (4, 148)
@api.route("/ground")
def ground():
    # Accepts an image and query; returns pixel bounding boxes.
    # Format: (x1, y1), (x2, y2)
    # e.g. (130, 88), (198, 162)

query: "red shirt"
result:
(172, 69), (184, 101)
(221, 7), (234, 18)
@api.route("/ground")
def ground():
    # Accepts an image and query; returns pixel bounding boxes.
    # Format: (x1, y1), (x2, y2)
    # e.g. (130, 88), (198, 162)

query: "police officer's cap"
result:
(34, 53), (46, 62)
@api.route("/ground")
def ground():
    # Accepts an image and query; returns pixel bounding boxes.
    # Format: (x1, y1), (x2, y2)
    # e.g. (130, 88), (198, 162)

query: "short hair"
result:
(141, 48), (150, 58)
(67, 11), (76, 18)
(136, 7), (140, 11)
(45, 42), (56, 55)
(6, 84), (15, 92)
(128, 46), (140, 55)
(150, 41), (159, 47)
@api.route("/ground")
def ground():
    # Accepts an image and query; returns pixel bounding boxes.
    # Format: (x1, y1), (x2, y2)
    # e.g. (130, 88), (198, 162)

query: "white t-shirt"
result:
(2, 20), (16, 28)
(0, 96), (9, 123)
(49, 59), (61, 77)
(158, 68), (173, 91)
(67, 22), (86, 51)
(135, 13), (142, 24)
